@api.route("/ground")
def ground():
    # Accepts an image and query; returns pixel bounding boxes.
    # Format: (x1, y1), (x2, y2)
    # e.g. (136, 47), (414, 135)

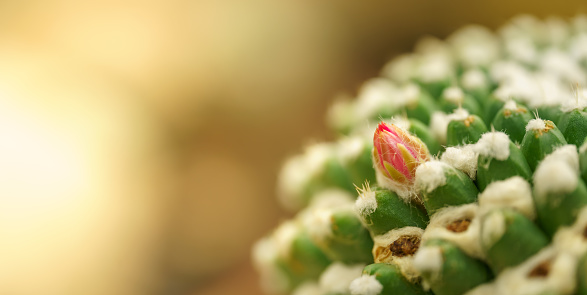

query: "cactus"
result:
(254, 15), (587, 295)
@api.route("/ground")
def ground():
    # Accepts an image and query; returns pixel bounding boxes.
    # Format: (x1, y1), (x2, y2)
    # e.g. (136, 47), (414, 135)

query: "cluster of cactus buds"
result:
(253, 15), (587, 295)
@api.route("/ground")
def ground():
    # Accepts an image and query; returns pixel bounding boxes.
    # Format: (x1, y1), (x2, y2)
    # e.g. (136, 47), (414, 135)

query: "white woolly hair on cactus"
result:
(503, 99), (519, 110)
(303, 191), (355, 242)
(447, 107), (470, 122)
(252, 237), (291, 294)
(413, 245), (444, 287)
(553, 206), (587, 258)
(494, 246), (578, 295)
(371, 226), (425, 282)
(336, 136), (367, 164)
(414, 160), (449, 194)
(474, 131), (511, 161)
(354, 188), (377, 225)
(430, 111), (451, 144)
(277, 143), (334, 210)
(421, 204), (485, 259)
(442, 86), (465, 104)
(547, 144), (580, 174)
(319, 262), (366, 295)
(526, 118), (548, 131)
(349, 274), (384, 295)
(534, 157), (579, 201)
(461, 68), (489, 90)
(355, 78), (397, 121)
(273, 220), (300, 258)
(480, 209), (507, 250)
(441, 144), (479, 179)
(478, 176), (535, 220)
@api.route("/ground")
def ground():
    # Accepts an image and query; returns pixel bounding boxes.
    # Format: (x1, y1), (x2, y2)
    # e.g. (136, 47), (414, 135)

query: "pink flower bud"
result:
(373, 122), (430, 199)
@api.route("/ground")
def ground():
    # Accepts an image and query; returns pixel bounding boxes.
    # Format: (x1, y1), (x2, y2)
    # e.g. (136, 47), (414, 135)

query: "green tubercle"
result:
(355, 185), (429, 236)
(521, 118), (567, 171)
(481, 208), (549, 274)
(414, 239), (492, 295)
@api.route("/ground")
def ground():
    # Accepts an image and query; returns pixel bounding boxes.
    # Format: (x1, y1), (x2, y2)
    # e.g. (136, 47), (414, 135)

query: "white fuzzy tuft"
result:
(319, 263), (366, 294)
(326, 95), (356, 132)
(447, 107), (470, 122)
(540, 49), (587, 85)
(442, 86), (465, 104)
(372, 227), (425, 282)
(395, 84), (421, 108)
(525, 118), (546, 131)
(413, 246), (444, 273)
(546, 144), (580, 174)
(303, 192), (354, 242)
(304, 208), (335, 240)
(381, 53), (417, 84)
(355, 185), (378, 219)
(441, 145), (478, 179)
(252, 238), (290, 293)
(494, 247), (577, 295)
(474, 132), (511, 161)
(277, 155), (312, 210)
(337, 136), (367, 164)
(481, 210), (507, 249)
(355, 78), (397, 121)
(417, 52), (454, 83)
(478, 176), (535, 219)
(309, 189), (355, 209)
(273, 221), (300, 258)
(430, 111), (450, 144)
(534, 159), (578, 201)
(461, 69), (488, 90)
(277, 143), (333, 210)
(415, 160), (449, 193)
(553, 206), (587, 258)
(422, 204), (485, 259)
(350, 275), (384, 295)
(374, 165), (415, 202)
(503, 100), (518, 111)
(561, 89), (587, 112)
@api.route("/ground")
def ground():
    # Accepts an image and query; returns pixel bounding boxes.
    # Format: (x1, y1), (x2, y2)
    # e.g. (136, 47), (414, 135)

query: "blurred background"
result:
(0, 1), (585, 295)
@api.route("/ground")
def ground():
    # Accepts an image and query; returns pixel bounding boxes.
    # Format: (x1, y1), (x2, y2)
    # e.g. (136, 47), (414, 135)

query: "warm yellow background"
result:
(0, 1), (585, 295)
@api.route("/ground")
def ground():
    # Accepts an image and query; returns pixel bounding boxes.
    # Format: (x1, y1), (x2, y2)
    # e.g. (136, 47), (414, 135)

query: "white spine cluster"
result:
(355, 185), (378, 221)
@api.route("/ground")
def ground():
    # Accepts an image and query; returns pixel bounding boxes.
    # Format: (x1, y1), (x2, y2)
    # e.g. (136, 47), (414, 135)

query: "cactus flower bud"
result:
(373, 122), (430, 201)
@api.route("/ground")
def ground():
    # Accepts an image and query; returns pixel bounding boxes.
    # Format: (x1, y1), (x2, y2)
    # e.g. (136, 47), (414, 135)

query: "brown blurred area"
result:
(0, 1), (585, 295)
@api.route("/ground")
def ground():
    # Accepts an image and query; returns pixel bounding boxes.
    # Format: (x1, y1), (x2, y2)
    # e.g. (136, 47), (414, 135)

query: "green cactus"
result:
(254, 15), (587, 295)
